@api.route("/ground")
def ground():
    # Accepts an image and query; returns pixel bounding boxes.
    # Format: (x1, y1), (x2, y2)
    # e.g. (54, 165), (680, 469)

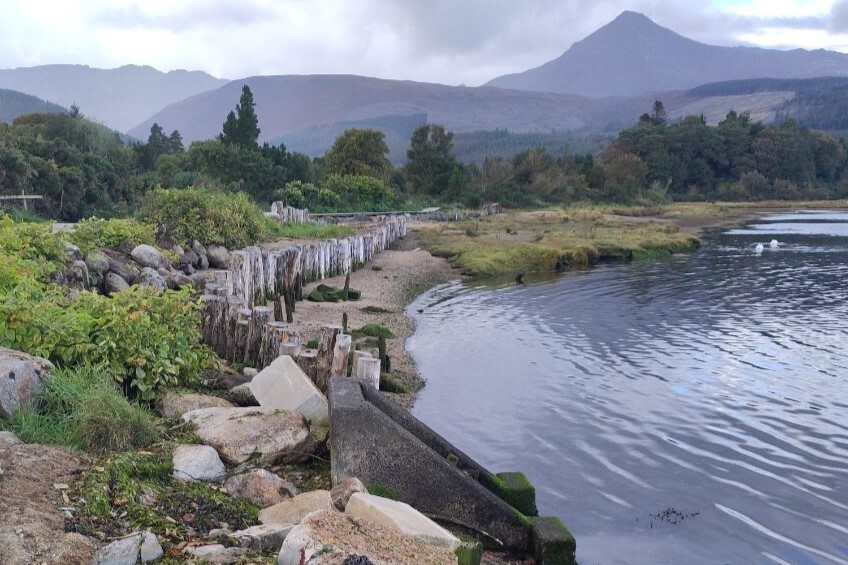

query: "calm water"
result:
(408, 211), (848, 565)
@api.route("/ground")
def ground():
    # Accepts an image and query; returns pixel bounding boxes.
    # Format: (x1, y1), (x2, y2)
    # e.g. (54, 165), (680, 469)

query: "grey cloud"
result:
(93, 1), (277, 31)
(830, 1), (848, 33)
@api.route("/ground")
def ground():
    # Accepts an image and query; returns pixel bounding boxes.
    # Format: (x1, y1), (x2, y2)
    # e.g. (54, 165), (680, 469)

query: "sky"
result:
(1, 0), (847, 85)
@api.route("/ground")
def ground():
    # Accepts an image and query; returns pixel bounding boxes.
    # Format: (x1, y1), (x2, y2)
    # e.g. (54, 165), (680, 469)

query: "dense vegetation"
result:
(0, 87), (66, 123)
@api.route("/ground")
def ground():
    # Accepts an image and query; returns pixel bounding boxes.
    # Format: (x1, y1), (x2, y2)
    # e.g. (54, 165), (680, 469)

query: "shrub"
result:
(142, 187), (268, 248)
(322, 174), (395, 212)
(70, 217), (156, 252)
(2, 364), (161, 453)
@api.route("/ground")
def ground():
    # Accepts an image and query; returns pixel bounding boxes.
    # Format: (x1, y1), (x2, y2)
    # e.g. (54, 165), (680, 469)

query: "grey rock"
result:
(228, 383), (258, 407)
(168, 270), (194, 289)
(199, 254), (209, 270)
(85, 250), (110, 277)
(243, 367), (258, 378)
(331, 477), (368, 511)
(94, 531), (162, 565)
(131, 244), (169, 270)
(192, 239), (207, 258)
(0, 430), (22, 448)
(190, 272), (208, 289)
(156, 391), (234, 419)
(181, 263), (196, 276)
(184, 544), (246, 563)
(0, 348), (54, 420)
(116, 238), (138, 255)
(224, 469), (298, 508)
(230, 523), (293, 552)
(107, 258), (139, 284)
(172, 444), (226, 482)
(259, 490), (332, 525)
(104, 272), (130, 294)
(171, 244), (185, 258)
(63, 242), (83, 262)
(182, 249), (199, 268)
(64, 260), (90, 291)
(207, 245), (230, 269)
(134, 267), (167, 291)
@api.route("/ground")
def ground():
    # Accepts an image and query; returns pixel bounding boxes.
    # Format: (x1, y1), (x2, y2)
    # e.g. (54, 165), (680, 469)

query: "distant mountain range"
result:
(0, 88), (65, 123)
(486, 11), (848, 97)
(0, 64), (226, 132)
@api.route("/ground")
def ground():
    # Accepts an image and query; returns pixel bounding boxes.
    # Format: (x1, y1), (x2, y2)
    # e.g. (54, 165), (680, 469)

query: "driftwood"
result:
(331, 334), (352, 379)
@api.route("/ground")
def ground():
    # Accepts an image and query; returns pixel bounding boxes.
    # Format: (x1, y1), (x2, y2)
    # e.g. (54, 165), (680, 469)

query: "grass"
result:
(265, 219), (355, 240)
(1, 364), (161, 453)
(419, 209), (700, 277)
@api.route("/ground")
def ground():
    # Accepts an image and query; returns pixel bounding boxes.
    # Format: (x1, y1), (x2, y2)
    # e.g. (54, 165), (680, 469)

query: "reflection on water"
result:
(408, 211), (848, 565)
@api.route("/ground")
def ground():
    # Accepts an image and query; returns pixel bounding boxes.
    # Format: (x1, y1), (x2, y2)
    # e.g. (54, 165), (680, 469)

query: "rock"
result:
(134, 267), (167, 291)
(530, 516), (577, 565)
(166, 270), (194, 290)
(331, 477), (368, 511)
(116, 238), (138, 255)
(184, 544), (246, 563)
(107, 258), (139, 284)
(171, 244), (185, 258)
(259, 490), (333, 525)
(156, 391), (234, 419)
(85, 250), (110, 278)
(63, 242), (83, 261)
(104, 271), (130, 294)
(181, 263), (196, 275)
(182, 406), (311, 465)
(95, 531), (162, 565)
(224, 469), (299, 508)
(250, 356), (329, 426)
(190, 272), (208, 289)
(64, 260), (90, 290)
(206, 245), (230, 269)
(230, 523), (293, 552)
(0, 430), (22, 448)
(243, 367), (258, 378)
(131, 244), (169, 270)
(192, 239), (207, 258)
(277, 510), (458, 565)
(182, 249), (199, 268)
(172, 444), (226, 482)
(228, 383), (258, 406)
(345, 493), (461, 551)
(199, 254), (209, 270)
(0, 348), (54, 420)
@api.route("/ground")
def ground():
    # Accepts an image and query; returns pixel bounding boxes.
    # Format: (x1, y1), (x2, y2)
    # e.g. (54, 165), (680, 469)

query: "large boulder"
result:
(249, 356), (328, 426)
(259, 490), (333, 525)
(131, 244), (169, 270)
(134, 267), (167, 291)
(172, 444), (226, 482)
(277, 510), (458, 565)
(206, 245), (230, 269)
(85, 250), (110, 280)
(156, 391), (234, 419)
(224, 469), (298, 508)
(167, 270), (194, 289)
(107, 258), (139, 284)
(64, 260), (90, 291)
(104, 272), (130, 294)
(345, 493), (461, 551)
(0, 348), (54, 420)
(94, 531), (162, 565)
(182, 407), (311, 465)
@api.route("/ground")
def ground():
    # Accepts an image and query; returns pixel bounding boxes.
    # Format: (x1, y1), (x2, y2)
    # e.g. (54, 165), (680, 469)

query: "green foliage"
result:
(352, 323), (394, 339)
(2, 364), (161, 453)
(143, 187), (268, 248)
(405, 124), (459, 196)
(70, 217), (156, 252)
(322, 173), (395, 212)
(220, 85), (260, 149)
(324, 128), (392, 182)
(378, 373), (408, 394)
(264, 217), (355, 240)
(306, 338), (319, 349)
(488, 472), (538, 516)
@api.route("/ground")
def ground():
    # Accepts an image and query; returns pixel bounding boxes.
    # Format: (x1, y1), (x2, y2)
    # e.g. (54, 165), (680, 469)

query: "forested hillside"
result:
(0, 88), (65, 123)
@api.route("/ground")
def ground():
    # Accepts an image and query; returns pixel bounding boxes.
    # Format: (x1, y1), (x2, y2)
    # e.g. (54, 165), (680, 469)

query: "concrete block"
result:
(250, 355), (328, 425)
(259, 490), (333, 525)
(346, 492), (461, 551)
(530, 516), (576, 565)
(491, 471), (538, 516)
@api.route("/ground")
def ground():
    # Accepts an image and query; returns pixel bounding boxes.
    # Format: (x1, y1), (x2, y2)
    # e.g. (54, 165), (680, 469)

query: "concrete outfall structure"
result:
(249, 355), (329, 425)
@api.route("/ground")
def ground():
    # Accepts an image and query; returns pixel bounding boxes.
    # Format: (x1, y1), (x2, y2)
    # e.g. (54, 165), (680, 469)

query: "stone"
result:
(0, 430), (22, 448)
(229, 383), (258, 406)
(131, 244), (169, 270)
(200, 254), (209, 270)
(0, 348), (54, 420)
(64, 260), (90, 290)
(103, 271), (130, 294)
(493, 471), (538, 516)
(192, 239), (207, 258)
(190, 272), (209, 289)
(331, 477), (368, 511)
(85, 250), (110, 278)
(224, 469), (299, 508)
(182, 406), (311, 465)
(277, 510), (457, 565)
(116, 238), (138, 255)
(230, 523), (293, 552)
(243, 367), (258, 378)
(156, 391), (234, 419)
(207, 245), (230, 269)
(184, 544), (246, 563)
(250, 355), (328, 426)
(107, 258), (139, 284)
(345, 493), (461, 551)
(167, 270), (194, 290)
(530, 516), (576, 565)
(134, 267), (167, 291)
(181, 263), (196, 275)
(182, 249), (199, 268)
(63, 242), (83, 261)
(172, 444), (226, 482)
(259, 490), (333, 525)
(95, 531), (162, 565)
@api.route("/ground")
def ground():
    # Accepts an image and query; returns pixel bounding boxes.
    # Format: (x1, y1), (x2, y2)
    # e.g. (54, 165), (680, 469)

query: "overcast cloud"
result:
(0, 0), (847, 84)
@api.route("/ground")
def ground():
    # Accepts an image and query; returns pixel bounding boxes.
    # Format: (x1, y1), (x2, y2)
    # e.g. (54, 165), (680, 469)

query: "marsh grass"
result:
(265, 219), (355, 240)
(419, 209), (700, 277)
(1, 364), (161, 453)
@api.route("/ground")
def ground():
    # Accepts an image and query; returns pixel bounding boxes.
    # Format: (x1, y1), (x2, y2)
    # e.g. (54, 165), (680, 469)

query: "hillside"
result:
(486, 11), (848, 97)
(0, 64), (227, 132)
(129, 74), (650, 152)
(0, 88), (65, 123)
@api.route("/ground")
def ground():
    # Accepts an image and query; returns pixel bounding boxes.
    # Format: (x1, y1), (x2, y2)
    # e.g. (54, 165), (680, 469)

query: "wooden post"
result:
(245, 305), (272, 366)
(225, 296), (246, 362)
(296, 350), (319, 384)
(235, 309), (252, 364)
(351, 350), (372, 378)
(316, 324), (342, 391)
(260, 321), (287, 368)
(355, 357), (381, 390)
(331, 334), (352, 379)
(280, 341), (300, 358)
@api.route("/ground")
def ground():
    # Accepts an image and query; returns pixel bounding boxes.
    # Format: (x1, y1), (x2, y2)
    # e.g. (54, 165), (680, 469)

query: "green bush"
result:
(142, 187), (268, 248)
(322, 174), (395, 212)
(1, 364), (161, 453)
(70, 217), (156, 252)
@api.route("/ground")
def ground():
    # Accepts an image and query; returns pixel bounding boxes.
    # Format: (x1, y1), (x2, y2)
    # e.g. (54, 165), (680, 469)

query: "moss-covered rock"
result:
(529, 516), (576, 565)
(491, 472), (538, 516)
(353, 324), (395, 339)
(455, 539), (483, 565)
(307, 290), (325, 302)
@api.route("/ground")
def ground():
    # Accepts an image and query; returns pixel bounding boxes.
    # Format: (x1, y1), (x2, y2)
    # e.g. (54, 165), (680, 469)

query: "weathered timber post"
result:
(331, 334), (352, 379)
(316, 325), (342, 391)
(355, 357), (381, 390)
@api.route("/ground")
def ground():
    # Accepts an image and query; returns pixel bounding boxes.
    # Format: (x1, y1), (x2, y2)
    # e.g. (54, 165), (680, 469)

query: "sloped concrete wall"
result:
(328, 378), (530, 550)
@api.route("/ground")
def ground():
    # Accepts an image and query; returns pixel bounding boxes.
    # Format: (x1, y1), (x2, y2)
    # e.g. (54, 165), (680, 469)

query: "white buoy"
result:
(770, 239), (779, 248)
(755, 243), (764, 254)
